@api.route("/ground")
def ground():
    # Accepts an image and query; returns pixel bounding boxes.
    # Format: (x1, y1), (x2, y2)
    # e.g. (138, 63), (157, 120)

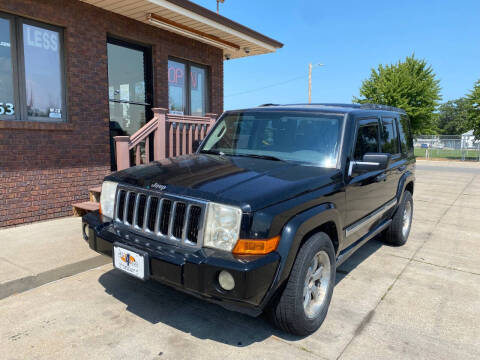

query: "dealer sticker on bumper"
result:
(113, 244), (147, 280)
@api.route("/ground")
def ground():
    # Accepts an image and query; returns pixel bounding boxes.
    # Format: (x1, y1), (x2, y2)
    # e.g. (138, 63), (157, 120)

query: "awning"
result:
(80, 0), (283, 59)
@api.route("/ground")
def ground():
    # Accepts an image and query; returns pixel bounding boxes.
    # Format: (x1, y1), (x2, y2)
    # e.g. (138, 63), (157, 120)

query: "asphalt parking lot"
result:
(1, 160), (480, 360)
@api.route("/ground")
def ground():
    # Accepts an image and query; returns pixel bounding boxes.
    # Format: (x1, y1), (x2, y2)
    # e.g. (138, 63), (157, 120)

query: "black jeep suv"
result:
(82, 104), (415, 335)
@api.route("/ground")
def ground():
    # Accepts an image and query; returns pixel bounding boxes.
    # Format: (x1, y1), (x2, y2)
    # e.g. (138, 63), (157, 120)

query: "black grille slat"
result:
(126, 192), (136, 224)
(117, 190), (126, 220)
(173, 202), (186, 238)
(187, 206), (202, 243)
(160, 200), (172, 234)
(147, 197), (159, 231)
(136, 194), (147, 227)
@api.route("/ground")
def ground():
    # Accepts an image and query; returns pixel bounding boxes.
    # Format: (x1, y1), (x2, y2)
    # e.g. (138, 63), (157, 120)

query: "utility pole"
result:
(217, 0), (225, 14)
(308, 63), (324, 103)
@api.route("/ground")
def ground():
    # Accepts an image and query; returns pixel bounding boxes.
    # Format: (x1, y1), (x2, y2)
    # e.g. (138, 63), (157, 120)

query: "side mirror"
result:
(192, 140), (201, 152)
(349, 153), (391, 176)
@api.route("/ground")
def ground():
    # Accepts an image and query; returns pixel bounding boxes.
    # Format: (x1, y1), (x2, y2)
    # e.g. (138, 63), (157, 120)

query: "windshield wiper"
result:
(200, 149), (226, 156)
(232, 153), (286, 162)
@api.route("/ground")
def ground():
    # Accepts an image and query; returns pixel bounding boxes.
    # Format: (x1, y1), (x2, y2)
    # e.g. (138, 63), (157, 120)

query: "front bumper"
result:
(82, 212), (280, 316)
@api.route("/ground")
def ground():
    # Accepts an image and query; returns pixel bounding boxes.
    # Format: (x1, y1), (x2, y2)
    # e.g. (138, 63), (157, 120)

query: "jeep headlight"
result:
(203, 202), (242, 251)
(100, 181), (118, 219)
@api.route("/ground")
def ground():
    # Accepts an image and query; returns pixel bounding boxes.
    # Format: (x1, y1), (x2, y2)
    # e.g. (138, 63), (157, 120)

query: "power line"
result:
(224, 74), (308, 98)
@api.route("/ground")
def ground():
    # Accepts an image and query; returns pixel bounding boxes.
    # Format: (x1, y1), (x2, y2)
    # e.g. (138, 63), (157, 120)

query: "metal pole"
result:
(308, 63), (312, 104)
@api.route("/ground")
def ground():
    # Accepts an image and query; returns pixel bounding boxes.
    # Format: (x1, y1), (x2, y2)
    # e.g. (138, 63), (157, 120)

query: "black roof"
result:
(252, 103), (406, 114)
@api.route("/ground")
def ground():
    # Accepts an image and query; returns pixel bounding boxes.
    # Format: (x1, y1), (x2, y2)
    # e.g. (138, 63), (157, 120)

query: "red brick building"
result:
(0, 0), (282, 227)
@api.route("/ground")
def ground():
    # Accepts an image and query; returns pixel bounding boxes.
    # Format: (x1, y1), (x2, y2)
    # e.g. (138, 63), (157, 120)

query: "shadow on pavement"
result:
(98, 236), (387, 346)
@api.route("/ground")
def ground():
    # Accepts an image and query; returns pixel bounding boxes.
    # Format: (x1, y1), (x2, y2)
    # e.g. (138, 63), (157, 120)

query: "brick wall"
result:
(0, 0), (224, 227)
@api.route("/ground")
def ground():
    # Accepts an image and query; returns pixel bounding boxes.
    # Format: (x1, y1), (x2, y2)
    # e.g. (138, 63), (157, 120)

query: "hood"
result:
(106, 154), (340, 211)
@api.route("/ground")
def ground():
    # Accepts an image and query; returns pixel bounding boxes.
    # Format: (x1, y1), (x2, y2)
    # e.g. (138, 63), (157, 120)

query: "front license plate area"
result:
(113, 243), (149, 281)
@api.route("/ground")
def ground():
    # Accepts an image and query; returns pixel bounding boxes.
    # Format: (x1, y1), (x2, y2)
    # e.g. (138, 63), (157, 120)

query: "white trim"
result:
(147, 0), (277, 52)
(147, 16), (238, 50)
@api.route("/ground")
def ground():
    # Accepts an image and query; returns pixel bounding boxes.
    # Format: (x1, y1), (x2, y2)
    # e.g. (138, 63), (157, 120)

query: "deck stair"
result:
(72, 186), (102, 216)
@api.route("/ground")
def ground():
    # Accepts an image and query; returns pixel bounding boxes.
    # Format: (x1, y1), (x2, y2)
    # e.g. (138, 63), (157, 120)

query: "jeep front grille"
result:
(114, 186), (206, 248)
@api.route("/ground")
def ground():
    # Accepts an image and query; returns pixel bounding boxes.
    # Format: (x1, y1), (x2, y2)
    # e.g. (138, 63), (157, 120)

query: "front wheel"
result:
(267, 232), (336, 336)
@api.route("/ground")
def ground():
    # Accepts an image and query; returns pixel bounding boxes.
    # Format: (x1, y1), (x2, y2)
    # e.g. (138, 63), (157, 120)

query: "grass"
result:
(414, 147), (480, 161)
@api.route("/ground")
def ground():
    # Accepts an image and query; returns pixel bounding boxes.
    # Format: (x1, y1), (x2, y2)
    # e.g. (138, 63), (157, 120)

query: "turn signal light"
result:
(232, 235), (280, 255)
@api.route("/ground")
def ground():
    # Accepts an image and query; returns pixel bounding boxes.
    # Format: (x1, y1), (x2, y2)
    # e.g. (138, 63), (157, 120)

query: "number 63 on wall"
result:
(0, 103), (15, 115)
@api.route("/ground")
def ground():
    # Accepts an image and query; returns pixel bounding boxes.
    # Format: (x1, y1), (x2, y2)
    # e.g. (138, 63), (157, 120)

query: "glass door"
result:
(107, 38), (152, 169)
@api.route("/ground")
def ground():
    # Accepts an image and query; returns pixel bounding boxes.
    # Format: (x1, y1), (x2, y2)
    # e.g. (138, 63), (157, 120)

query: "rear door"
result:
(380, 115), (404, 201)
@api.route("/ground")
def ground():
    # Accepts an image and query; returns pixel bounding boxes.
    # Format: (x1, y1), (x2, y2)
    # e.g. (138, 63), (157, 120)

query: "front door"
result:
(107, 38), (152, 170)
(344, 117), (393, 247)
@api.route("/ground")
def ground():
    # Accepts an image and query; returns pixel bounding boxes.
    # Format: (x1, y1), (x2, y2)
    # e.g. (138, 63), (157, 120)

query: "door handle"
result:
(375, 174), (387, 182)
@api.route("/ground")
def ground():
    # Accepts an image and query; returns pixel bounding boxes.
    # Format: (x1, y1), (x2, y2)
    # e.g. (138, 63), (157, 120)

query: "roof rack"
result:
(284, 103), (406, 113)
(257, 103), (280, 107)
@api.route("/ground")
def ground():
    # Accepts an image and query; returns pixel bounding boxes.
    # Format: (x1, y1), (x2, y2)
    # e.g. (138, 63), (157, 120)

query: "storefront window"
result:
(190, 66), (206, 116)
(0, 16), (15, 118)
(0, 13), (65, 122)
(23, 23), (64, 120)
(168, 58), (208, 116)
(168, 60), (186, 115)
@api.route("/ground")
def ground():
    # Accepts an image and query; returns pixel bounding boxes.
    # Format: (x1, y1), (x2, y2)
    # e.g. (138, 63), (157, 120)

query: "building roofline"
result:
(163, 0), (283, 49)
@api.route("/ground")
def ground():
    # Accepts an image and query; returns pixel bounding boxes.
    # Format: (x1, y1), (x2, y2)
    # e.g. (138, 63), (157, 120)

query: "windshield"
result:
(200, 111), (344, 167)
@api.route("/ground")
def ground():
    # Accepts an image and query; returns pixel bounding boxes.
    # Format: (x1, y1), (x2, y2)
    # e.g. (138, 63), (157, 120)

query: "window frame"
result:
(0, 12), (20, 121)
(168, 56), (209, 116)
(0, 12), (67, 123)
(380, 116), (401, 158)
(352, 117), (381, 161)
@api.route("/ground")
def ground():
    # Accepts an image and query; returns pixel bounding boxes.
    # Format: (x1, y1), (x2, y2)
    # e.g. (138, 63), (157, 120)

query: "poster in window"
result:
(23, 23), (63, 120)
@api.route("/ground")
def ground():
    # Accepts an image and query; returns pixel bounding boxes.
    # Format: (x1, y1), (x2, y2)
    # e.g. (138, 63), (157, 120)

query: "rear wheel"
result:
(383, 190), (413, 246)
(267, 232), (336, 336)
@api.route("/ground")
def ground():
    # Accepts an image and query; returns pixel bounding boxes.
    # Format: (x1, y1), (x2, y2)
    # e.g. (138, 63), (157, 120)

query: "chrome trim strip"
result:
(345, 198), (397, 238)
(182, 204), (192, 244)
(338, 219), (392, 267)
(133, 193), (141, 230)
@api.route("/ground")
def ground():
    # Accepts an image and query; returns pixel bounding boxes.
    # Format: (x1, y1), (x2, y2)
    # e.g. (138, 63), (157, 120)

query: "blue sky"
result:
(194, 0), (480, 110)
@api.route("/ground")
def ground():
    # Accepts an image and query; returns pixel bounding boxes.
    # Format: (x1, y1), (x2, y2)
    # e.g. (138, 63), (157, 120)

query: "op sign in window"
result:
(168, 59), (207, 116)
(0, 13), (65, 122)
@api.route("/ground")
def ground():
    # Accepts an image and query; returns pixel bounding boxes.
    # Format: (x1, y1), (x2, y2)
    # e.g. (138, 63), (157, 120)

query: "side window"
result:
(398, 114), (413, 153)
(354, 120), (380, 160)
(381, 118), (399, 155)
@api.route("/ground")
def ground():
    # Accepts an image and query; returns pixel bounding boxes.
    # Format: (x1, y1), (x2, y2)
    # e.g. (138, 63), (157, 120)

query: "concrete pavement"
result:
(1, 160), (479, 359)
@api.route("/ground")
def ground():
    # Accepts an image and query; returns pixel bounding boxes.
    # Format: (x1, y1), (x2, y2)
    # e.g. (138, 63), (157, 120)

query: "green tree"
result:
(436, 98), (471, 135)
(354, 55), (441, 135)
(467, 79), (480, 139)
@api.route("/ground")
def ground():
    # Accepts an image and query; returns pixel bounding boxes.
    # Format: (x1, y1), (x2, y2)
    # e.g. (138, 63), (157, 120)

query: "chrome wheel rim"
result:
(303, 250), (331, 319)
(402, 200), (412, 238)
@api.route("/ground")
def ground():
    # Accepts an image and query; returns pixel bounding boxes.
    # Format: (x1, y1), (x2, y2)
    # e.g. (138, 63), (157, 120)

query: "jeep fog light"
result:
(100, 181), (118, 219)
(218, 270), (235, 291)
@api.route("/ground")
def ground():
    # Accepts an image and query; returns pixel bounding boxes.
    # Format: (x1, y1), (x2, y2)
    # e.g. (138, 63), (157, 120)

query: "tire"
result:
(383, 190), (413, 246)
(267, 232), (336, 336)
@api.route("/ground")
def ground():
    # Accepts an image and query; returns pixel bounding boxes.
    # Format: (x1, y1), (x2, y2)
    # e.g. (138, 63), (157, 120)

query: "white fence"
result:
(414, 134), (480, 161)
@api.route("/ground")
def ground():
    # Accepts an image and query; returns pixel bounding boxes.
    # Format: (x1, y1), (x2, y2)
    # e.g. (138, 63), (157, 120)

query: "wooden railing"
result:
(114, 108), (217, 170)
